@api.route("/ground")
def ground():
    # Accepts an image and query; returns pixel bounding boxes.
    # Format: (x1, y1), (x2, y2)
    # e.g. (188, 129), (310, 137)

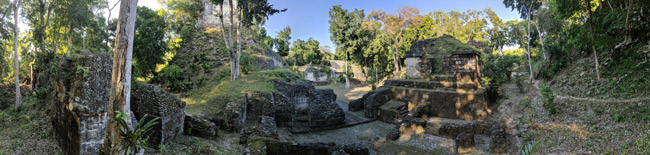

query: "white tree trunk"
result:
(526, 11), (534, 81)
(14, 0), (22, 110)
(345, 57), (349, 89)
(235, 13), (242, 80)
(101, 0), (138, 154)
(219, 4), (229, 49)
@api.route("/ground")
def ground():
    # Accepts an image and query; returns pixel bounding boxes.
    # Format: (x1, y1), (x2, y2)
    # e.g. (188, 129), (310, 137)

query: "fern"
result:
(521, 139), (542, 155)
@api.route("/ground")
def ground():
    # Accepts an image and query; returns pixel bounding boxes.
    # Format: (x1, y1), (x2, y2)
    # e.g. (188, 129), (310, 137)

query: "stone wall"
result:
(51, 53), (112, 155)
(443, 51), (482, 82)
(405, 57), (434, 79)
(303, 66), (336, 84)
(131, 84), (186, 146)
(252, 51), (286, 70)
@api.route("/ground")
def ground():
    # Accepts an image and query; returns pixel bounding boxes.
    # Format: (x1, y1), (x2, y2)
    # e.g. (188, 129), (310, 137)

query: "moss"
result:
(419, 35), (477, 74)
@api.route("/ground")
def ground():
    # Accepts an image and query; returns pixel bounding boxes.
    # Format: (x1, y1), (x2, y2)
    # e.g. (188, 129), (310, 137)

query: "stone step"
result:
(384, 79), (480, 90)
(427, 74), (455, 81)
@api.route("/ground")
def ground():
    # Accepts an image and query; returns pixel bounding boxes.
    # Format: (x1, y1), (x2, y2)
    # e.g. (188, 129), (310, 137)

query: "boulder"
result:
(184, 114), (217, 139)
(308, 89), (345, 127)
(51, 53), (112, 155)
(132, 83), (186, 146)
(348, 99), (364, 112)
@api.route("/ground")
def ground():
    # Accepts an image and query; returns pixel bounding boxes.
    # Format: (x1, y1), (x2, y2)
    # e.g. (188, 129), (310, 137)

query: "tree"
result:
(100, 0), (138, 154)
(133, 6), (168, 78)
(210, 0), (284, 81)
(275, 26), (291, 56)
(368, 6), (420, 78)
(485, 8), (507, 54)
(329, 5), (370, 89)
(13, 0), (22, 110)
(503, 0), (541, 81)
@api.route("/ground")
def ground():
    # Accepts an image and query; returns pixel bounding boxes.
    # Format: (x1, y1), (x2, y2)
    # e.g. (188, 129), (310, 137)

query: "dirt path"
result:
(555, 95), (650, 103)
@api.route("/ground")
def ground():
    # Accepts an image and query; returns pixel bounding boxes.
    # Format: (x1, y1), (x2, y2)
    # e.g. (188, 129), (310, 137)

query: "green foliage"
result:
(481, 53), (519, 87)
(539, 84), (556, 115)
(274, 26), (291, 57)
(329, 5), (372, 70)
(152, 64), (191, 92)
(133, 6), (168, 78)
(114, 111), (160, 154)
(239, 53), (259, 74)
(520, 139), (542, 155)
(285, 38), (323, 66)
(75, 66), (89, 78)
(613, 113), (624, 122)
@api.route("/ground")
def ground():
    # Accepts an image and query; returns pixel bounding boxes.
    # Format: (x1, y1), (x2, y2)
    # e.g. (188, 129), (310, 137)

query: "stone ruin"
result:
(220, 80), (345, 133)
(48, 53), (186, 154)
(350, 35), (512, 154)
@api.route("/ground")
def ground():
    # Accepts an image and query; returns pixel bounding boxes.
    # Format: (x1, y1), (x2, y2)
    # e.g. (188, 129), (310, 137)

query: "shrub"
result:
(539, 84), (556, 115)
(114, 111), (160, 154)
(152, 64), (191, 92)
(240, 53), (259, 74)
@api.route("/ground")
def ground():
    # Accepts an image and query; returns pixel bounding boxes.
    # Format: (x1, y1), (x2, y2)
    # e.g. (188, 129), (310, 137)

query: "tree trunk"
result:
(67, 25), (72, 56)
(586, 0), (601, 80)
(526, 10), (534, 82)
(392, 43), (399, 78)
(533, 21), (546, 60)
(345, 54), (349, 89)
(624, 0), (633, 44)
(100, 0), (138, 154)
(235, 12), (242, 80)
(228, 0), (233, 47)
(14, 0), (22, 110)
(220, 4), (229, 49)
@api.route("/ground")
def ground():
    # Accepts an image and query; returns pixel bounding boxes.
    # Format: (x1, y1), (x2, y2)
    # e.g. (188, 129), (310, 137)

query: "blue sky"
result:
(263, 0), (522, 49)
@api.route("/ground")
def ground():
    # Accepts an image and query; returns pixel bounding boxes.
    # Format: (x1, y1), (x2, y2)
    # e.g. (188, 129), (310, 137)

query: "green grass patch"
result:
(183, 68), (302, 118)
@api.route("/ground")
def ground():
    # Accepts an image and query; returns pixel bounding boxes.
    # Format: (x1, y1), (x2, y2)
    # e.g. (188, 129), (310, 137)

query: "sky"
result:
(19, 0), (521, 50)
(263, 0), (523, 48)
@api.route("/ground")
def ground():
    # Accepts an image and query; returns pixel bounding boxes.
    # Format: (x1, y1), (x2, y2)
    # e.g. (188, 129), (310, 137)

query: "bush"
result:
(152, 64), (191, 92)
(539, 84), (556, 115)
(240, 53), (259, 74)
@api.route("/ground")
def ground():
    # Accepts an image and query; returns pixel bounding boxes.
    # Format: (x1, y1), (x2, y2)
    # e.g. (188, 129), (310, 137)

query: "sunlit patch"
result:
(534, 122), (592, 139)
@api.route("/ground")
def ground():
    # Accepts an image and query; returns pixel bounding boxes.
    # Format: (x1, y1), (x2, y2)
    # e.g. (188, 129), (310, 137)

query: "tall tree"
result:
(210, 0), (284, 81)
(100, 0), (138, 154)
(503, 0), (541, 81)
(329, 5), (369, 89)
(368, 6), (420, 78)
(133, 6), (167, 78)
(584, 0), (600, 80)
(275, 26), (291, 56)
(13, 0), (22, 110)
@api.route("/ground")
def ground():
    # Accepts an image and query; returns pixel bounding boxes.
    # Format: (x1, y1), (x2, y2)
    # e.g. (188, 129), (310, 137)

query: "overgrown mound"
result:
(405, 34), (477, 73)
(182, 68), (302, 120)
(153, 27), (282, 92)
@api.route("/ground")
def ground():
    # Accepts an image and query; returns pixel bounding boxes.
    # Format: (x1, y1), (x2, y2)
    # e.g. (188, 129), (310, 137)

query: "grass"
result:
(182, 68), (302, 118)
